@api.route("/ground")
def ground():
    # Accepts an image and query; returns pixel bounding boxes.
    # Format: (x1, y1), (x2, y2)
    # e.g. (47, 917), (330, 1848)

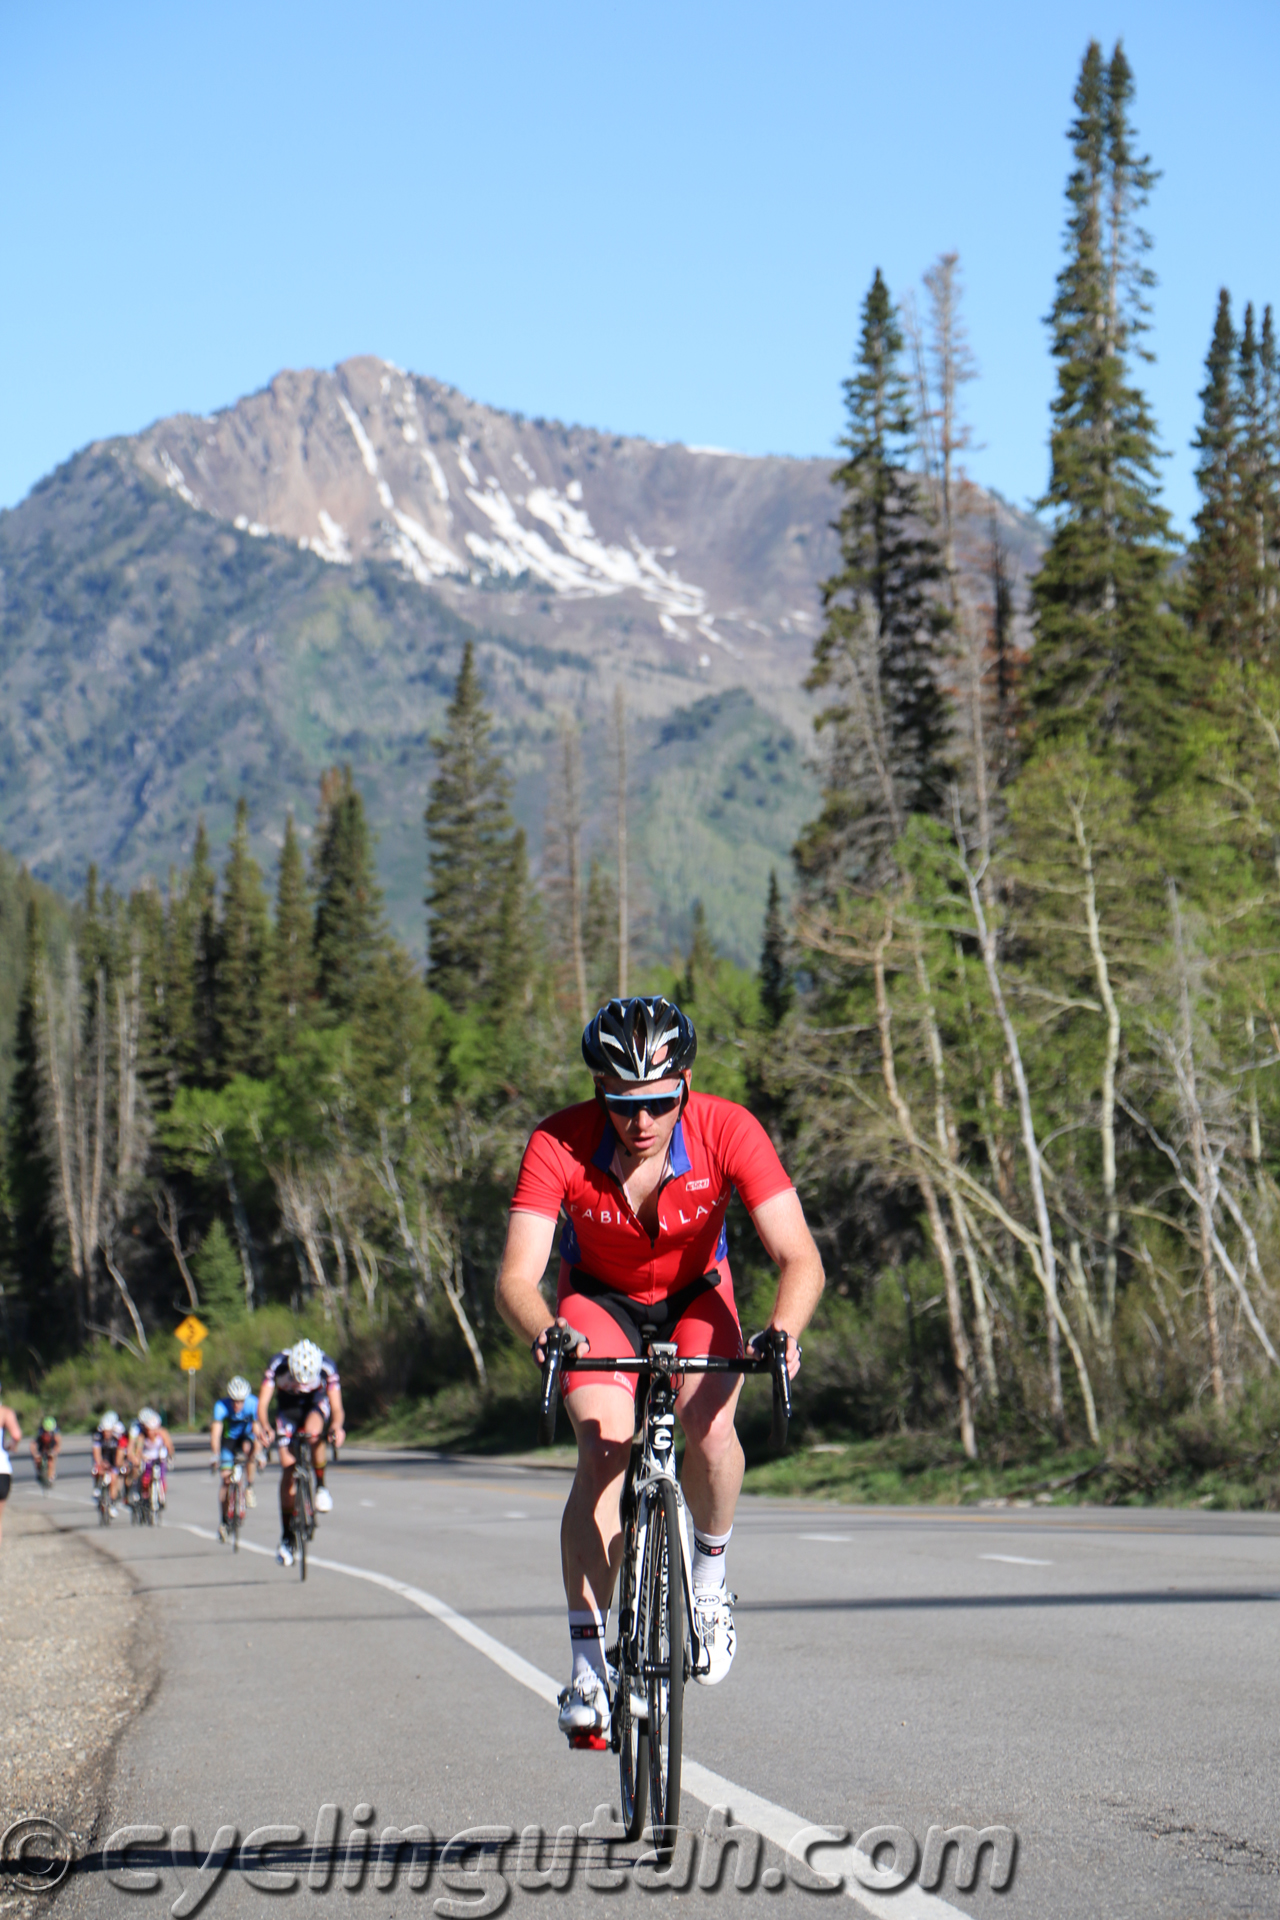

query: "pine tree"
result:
(1238, 303), (1280, 664)
(678, 900), (718, 1006)
(759, 870), (793, 1027)
(796, 268), (951, 896)
(582, 857), (618, 1013)
(215, 798), (272, 1079)
(425, 642), (530, 1015)
(1189, 292), (1247, 660)
(6, 899), (57, 1326)
(1027, 42), (1183, 778)
(312, 768), (388, 1022)
(272, 811), (314, 1044)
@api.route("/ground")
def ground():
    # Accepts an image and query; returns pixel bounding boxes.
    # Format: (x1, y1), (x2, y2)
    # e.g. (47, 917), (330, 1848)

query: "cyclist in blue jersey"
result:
(210, 1376), (259, 1541)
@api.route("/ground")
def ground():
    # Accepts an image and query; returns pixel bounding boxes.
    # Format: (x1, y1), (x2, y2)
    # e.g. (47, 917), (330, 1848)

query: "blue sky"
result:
(2, 1), (1276, 529)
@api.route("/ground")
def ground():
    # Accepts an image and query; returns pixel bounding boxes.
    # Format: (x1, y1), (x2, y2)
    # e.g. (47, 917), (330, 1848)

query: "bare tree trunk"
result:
(874, 916), (976, 1457)
(103, 1245), (149, 1353)
(376, 1123), (488, 1387)
(912, 931), (997, 1400)
(1168, 881), (1225, 1407)
(615, 683), (629, 997)
(274, 1163), (337, 1320)
(156, 1185), (200, 1311)
(956, 812), (1065, 1429)
(1069, 798), (1121, 1355)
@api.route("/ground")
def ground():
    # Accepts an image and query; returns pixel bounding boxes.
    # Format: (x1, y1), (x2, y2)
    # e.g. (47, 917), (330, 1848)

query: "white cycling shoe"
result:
(277, 1538), (295, 1567)
(314, 1487), (333, 1513)
(557, 1670), (611, 1748)
(692, 1589), (736, 1685)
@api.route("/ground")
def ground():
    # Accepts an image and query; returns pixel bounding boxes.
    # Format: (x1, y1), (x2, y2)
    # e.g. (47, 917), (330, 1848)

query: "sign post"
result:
(175, 1316), (209, 1428)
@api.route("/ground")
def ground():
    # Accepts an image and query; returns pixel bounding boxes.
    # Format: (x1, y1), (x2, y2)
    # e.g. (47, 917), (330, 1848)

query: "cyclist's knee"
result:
(679, 1388), (741, 1457)
(574, 1426), (631, 1491)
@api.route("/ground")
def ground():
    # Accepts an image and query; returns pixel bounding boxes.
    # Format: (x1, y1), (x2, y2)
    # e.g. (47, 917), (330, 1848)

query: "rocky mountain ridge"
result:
(0, 357), (1044, 963)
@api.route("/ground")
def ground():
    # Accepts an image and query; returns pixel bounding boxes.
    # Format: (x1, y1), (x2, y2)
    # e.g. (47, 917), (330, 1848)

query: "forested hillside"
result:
(7, 41), (1280, 1495)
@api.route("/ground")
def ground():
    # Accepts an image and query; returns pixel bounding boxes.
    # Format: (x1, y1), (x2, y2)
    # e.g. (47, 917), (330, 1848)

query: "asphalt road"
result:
(12, 1437), (1280, 1919)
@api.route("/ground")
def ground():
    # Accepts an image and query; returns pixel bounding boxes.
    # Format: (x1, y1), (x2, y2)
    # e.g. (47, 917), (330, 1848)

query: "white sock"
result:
(692, 1527), (732, 1593)
(568, 1608), (608, 1685)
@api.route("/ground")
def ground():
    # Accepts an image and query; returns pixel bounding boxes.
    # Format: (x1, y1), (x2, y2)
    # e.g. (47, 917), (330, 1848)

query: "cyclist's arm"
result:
(210, 1419), (223, 1461)
(256, 1378), (274, 1437)
(496, 1210), (583, 1358)
(3, 1408), (22, 1446)
(327, 1384), (345, 1449)
(159, 1428), (175, 1457)
(748, 1188), (825, 1372)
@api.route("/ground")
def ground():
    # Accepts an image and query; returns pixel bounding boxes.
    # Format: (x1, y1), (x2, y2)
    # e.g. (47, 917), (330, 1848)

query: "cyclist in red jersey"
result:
(496, 995), (824, 1743)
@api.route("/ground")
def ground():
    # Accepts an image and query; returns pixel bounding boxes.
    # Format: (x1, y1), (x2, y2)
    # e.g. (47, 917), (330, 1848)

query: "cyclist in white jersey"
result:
(0, 1386), (21, 1546)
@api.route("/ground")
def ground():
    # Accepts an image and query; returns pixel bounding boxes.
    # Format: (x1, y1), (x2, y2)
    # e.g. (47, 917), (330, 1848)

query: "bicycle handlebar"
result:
(536, 1325), (791, 1451)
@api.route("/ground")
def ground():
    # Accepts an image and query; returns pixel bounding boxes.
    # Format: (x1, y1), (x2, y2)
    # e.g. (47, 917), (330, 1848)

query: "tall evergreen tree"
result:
(1237, 303), (1280, 664)
(1027, 42), (1182, 777)
(759, 870), (793, 1028)
(425, 642), (530, 1015)
(312, 768), (388, 1022)
(6, 899), (57, 1332)
(796, 268), (951, 895)
(272, 811), (314, 1043)
(1188, 289), (1246, 661)
(215, 798), (272, 1079)
(582, 857), (618, 1013)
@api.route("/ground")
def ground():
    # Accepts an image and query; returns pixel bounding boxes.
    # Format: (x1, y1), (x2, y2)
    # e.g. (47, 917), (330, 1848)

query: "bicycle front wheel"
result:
(296, 1478), (313, 1582)
(642, 1478), (685, 1862)
(616, 1488), (649, 1843)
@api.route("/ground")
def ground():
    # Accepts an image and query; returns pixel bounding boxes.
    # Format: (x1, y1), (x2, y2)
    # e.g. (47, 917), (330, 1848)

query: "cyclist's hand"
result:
(330, 1425), (346, 1450)
(750, 1326), (803, 1380)
(531, 1319), (589, 1366)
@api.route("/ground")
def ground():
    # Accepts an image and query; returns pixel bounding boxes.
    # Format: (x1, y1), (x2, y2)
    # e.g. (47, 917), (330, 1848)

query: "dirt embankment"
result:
(0, 1505), (153, 1916)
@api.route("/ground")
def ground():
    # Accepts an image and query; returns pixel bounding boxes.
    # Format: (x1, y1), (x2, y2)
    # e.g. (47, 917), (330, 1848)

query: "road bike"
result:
(95, 1472), (115, 1526)
(289, 1435), (318, 1581)
(538, 1325), (791, 1861)
(220, 1457), (248, 1551)
(138, 1458), (166, 1524)
(36, 1450), (55, 1493)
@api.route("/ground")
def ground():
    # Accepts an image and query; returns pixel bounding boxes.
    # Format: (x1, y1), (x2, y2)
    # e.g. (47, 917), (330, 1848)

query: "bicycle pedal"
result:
(567, 1731), (609, 1751)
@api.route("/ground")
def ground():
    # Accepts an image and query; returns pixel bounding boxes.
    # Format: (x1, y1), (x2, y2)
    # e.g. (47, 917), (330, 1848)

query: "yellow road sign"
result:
(174, 1315), (209, 1348)
(179, 1346), (203, 1372)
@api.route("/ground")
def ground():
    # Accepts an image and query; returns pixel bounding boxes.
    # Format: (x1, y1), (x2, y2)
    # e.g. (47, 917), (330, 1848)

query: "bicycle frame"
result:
(537, 1326), (790, 1854)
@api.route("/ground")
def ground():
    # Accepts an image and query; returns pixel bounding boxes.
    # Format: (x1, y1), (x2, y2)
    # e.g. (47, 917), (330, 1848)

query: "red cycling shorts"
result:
(556, 1266), (744, 1400)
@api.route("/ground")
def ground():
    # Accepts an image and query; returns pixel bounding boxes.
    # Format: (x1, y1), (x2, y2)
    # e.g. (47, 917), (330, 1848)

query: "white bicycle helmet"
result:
(288, 1340), (324, 1390)
(226, 1376), (250, 1401)
(138, 1406), (160, 1429)
(101, 1409), (121, 1432)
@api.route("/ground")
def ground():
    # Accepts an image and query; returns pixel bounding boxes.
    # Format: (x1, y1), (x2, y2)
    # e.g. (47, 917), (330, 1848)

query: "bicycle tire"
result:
(296, 1462), (314, 1583)
(616, 1485), (650, 1843)
(643, 1478), (685, 1862)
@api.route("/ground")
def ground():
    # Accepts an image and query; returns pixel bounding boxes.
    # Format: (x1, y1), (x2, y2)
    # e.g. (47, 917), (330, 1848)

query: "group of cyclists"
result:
(88, 1407), (176, 1517)
(73, 1340), (346, 1563)
(4, 994), (822, 1755)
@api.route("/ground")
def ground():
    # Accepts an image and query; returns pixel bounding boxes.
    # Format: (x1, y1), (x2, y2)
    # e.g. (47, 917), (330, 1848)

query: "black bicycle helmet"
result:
(582, 996), (697, 1083)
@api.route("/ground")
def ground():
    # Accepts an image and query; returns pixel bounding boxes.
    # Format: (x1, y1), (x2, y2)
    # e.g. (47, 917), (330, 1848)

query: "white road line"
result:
(180, 1525), (967, 1918)
(980, 1553), (1052, 1566)
(801, 1533), (852, 1542)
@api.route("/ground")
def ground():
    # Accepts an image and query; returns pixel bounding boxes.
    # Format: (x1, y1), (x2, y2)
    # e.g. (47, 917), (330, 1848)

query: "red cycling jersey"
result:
(510, 1090), (793, 1306)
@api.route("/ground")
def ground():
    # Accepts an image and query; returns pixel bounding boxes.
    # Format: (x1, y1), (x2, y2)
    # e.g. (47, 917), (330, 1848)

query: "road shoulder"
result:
(0, 1504), (155, 1917)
